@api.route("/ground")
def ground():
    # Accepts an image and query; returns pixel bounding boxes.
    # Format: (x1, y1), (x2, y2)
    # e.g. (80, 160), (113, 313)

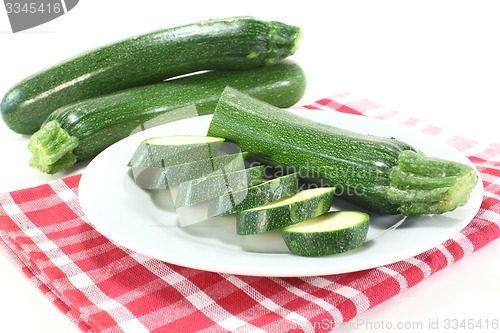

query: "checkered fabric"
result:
(1, 93), (499, 332)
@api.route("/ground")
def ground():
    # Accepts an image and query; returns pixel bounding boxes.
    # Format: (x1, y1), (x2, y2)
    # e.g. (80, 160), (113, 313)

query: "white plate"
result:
(78, 110), (483, 277)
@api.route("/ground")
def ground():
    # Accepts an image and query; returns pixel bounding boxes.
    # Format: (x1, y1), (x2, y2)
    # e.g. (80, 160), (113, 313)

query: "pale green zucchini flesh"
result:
(127, 135), (225, 168)
(207, 172), (300, 217)
(281, 210), (370, 257)
(236, 187), (335, 235)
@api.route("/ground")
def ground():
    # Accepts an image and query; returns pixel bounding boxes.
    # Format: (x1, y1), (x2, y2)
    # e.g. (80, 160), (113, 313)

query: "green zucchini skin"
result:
(27, 60), (306, 174)
(174, 165), (265, 208)
(236, 187), (335, 235)
(281, 211), (370, 257)
(131, 152), (248, 189)
(207, 87), (478, 216)
(2, 17), (302, 134)
(207, 172), (299, 217)
(128, 136), (225, 168)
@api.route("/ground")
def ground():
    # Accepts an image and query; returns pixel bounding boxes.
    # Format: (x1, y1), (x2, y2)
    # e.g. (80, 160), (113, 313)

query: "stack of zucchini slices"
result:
(128, 135), (370, 257)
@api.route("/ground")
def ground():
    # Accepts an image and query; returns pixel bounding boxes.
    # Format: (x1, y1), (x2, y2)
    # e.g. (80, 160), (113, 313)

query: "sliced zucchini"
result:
(236, 187), (335, 235)
(281, 210), (370, 257)
(207, 172), (299, 217)
(174, 165), (265, 207)
(132, 152), (247, 189)
(128, 135), (225, 168)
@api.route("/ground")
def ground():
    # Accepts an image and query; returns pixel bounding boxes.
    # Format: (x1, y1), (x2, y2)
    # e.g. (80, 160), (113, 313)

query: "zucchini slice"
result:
(174, 165), (265, 208)
(207, 172), (299, 217)
(128, 135), (225, 168)
(236, 187), (335, 235)
(132, 152), (247, 189)
(281, 210), (370, 257)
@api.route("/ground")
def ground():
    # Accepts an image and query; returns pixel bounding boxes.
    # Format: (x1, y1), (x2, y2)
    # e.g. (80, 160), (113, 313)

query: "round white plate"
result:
(78, 110), (483, 277)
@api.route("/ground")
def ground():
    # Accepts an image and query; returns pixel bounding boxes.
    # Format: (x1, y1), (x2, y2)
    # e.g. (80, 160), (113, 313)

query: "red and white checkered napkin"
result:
(1, 93), (499, 333)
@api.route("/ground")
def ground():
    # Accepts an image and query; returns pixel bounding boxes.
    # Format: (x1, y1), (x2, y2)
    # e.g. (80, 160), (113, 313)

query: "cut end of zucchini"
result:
(209, 172), (300, 217)
(131, 152), (248, 190)
(174, 165), (265, 208)
(282, 210), (370, 257)
(129, 135), (226, 169)
(264, 21), (302, 65)
(387, 150), (479, 216)
(236, 186), (335, 235)
(245, 187), (334, 212)
(28, 120), (79, 174)
(284, 211), (368, 233)
(290, 28), (303, 56)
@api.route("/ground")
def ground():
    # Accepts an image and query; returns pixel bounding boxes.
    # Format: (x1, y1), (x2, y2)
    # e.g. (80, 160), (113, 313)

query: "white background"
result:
(1, 1), (499, 332)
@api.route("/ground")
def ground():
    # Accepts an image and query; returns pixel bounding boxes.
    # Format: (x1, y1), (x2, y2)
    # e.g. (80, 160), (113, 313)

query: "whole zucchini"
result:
(1, 16), (302, 134)
(28, 60), (306, 174)
(207, 87), (478, 216)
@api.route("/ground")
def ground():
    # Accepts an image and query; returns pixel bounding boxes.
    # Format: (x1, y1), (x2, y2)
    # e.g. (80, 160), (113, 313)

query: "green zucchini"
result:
(132, 152), (248, 190)
(236, 187), (335, 235)
(128, 135), (225, 169)
(174, 165), (265, 208)
(281, 210), (370, 257)
(207, 172), (299, 217)
(27, 60), (306, 174)
(2, 17), (302, 134)
(207, 87), (478, 216)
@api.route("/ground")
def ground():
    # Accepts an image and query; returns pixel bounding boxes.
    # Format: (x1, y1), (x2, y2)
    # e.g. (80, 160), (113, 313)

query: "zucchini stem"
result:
(264, 21), (302, 65)
(28, 120), (79, 174)
(386, 150), (478, 215)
